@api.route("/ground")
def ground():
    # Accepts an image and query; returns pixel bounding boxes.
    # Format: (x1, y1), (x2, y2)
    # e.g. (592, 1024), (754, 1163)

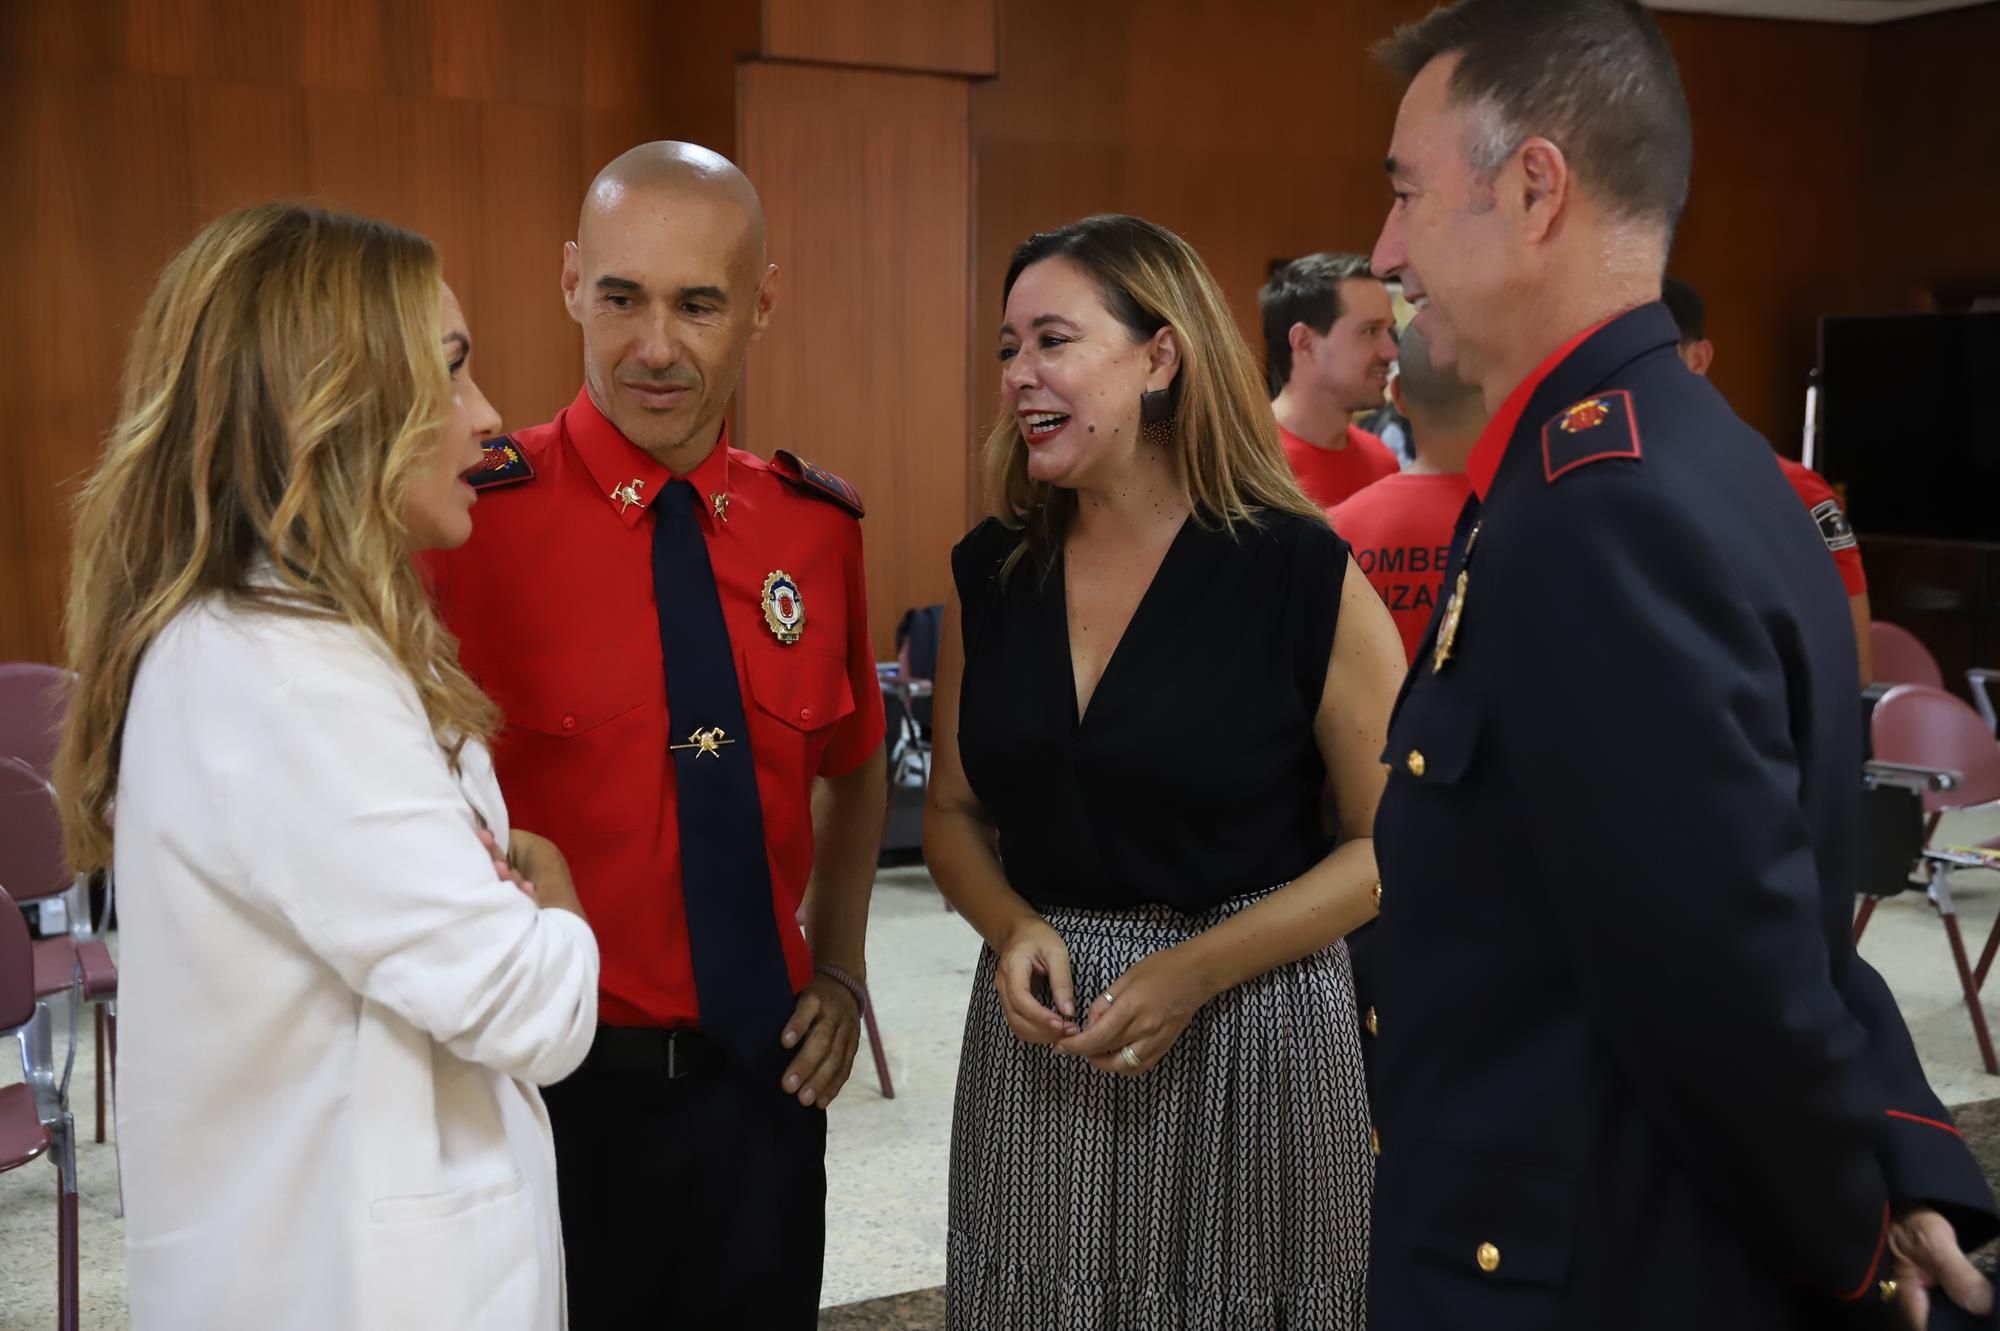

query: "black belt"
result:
(588, 1025), (727, 1081)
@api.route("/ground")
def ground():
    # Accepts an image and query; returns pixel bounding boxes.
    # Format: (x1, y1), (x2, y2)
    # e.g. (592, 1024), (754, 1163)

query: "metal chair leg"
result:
(108, 1004), (123, 1218)
(52, 1111), (78, 1331)
(1935, 870), (2000, 1075)
(861, 987), (895, 1100)
(93, 1004), (105, 1144)
(1853, 896), (1880, 944)
(1975, 911), (2000, 991)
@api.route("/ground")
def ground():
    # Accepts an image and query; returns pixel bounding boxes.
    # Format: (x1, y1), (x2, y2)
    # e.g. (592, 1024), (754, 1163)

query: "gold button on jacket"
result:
(1476, 1243), (1501, 1273)
(1407, 750), (1427, 777)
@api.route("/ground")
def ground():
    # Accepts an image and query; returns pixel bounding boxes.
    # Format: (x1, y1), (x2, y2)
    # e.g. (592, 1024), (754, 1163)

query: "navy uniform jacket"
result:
(1364, 304), (1997, 1331)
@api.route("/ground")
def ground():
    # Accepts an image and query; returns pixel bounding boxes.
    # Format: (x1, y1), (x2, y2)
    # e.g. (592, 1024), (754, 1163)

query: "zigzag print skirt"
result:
(946, 892), (1372, 1330)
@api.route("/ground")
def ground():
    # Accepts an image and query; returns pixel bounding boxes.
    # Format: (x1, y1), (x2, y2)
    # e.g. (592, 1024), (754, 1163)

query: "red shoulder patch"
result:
(770, 449), (864, 517)
(466, 435), (535, 490)
(1541, 390), (1642, 484)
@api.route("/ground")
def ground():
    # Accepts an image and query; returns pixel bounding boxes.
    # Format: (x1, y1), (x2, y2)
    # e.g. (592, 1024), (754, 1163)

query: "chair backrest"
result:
(0, 758), (70, 906)
(0, 663), (70, 779)
(0, 885), (34, 1032)
(1872, 683), (2000, 814)
(1870, 623), (1944, 691)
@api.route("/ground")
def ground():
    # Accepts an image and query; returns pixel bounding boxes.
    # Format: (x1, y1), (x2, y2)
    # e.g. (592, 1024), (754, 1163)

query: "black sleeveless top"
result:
(952, 509), (1349, 913)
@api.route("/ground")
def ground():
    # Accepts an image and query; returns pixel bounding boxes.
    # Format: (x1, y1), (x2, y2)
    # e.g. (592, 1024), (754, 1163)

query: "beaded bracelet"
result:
(813, 962), (868, 1016)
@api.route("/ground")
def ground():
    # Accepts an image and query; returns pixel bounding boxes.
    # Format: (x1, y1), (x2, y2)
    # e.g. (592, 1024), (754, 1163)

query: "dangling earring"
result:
(1139, 386), (1175, 444)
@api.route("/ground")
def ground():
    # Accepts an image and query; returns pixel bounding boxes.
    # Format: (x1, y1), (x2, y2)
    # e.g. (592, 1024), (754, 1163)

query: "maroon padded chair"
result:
(3, 883), (79, 1331)
(1861, 684), (2000, 1074)
(1865, 623), (2000, 736)
(0, 663), (68, 782)
(0, 758), (118, 1142)
(1870, 622), (1945, 691)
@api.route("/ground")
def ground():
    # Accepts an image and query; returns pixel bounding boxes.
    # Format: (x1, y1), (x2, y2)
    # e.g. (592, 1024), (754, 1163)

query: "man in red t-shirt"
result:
(1261, 253), (1403, 507)
(1328, 324), (1483, 664)
(1663, 276), (1872, 679)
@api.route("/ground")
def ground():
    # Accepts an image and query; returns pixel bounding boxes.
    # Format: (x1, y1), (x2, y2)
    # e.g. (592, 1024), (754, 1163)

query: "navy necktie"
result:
(652, 479), (795, 1067)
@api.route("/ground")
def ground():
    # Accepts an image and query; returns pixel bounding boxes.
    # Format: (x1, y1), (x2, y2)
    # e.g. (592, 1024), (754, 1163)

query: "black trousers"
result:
(542, 1027), (828, 1329)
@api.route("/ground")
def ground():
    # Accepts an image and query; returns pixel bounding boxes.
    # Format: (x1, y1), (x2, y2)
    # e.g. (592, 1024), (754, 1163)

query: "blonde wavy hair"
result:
(983, 214), (1325, 577)
(55, 202), (497, 873)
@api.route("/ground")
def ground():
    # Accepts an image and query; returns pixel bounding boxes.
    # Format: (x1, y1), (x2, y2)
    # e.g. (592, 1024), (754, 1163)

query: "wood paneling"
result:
(1870, 6), (2000, 304)
(967, 2), (1995, 488)
(762, 0), (996, 76)
(0, 0), (760, 664)
(738, 61), (972, 657)
(1656, 13), (1875, 456)
(5, 0), (1992, 668)
(969, 0), (1448, 503)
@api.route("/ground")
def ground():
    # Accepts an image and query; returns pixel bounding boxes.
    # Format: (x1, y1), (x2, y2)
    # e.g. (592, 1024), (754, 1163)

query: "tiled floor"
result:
(5, 814), (2000, 1329)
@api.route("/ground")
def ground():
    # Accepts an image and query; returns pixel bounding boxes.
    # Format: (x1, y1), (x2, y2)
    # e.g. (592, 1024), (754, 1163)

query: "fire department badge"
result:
(1542, 390), (1641, 483)
(761, 570), (805, 645)
(467, 435), (535, 490)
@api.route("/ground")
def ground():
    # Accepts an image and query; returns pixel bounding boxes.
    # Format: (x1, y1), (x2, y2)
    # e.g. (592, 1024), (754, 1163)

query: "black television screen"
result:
(1817, 312), (2000, 544)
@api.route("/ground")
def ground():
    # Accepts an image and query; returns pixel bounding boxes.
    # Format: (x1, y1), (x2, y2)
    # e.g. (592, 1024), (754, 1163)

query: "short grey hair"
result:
(1378, 0), (1693, 236)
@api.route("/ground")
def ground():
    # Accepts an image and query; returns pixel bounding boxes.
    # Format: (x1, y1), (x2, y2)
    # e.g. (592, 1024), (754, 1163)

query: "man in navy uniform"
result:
(1362, 2), (1997, 1328)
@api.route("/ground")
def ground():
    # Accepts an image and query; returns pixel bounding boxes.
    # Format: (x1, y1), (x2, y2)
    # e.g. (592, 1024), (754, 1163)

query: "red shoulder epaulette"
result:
(467, 434), (535, 490)
(770, 449), (864, 518)
(1540, 390), (1642, 484)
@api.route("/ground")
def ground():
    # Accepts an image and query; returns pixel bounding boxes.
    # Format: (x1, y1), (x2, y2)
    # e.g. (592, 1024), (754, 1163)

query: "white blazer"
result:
(113, 595), (599, 1331)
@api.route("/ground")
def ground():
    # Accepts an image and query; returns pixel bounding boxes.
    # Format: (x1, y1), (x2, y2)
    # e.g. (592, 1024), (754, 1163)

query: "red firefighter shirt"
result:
(423, 389), (885, 1028)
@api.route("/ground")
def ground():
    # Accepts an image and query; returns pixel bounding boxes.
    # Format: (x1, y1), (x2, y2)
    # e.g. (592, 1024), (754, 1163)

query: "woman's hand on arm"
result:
(486, 827), (586, 920)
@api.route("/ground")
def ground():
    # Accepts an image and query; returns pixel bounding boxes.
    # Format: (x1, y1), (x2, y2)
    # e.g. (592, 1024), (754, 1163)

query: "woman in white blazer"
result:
(54, 203), (600, 1331)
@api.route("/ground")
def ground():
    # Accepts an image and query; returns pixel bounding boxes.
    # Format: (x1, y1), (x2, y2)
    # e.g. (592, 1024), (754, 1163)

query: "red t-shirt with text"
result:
(1328, 472), (1475, 665)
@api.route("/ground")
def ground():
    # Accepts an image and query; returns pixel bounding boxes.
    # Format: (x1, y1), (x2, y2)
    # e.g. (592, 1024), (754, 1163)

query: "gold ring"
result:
(1878, 1279), (1899, 1303)
(1120, 1044), (1141, 1070)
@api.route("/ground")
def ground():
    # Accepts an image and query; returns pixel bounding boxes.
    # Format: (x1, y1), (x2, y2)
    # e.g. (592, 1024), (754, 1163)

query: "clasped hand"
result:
(992, 919), (1211, 1077)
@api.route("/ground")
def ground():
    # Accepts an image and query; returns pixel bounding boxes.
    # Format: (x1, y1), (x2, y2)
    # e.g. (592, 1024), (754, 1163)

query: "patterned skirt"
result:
(946, 892), (1372, 1330)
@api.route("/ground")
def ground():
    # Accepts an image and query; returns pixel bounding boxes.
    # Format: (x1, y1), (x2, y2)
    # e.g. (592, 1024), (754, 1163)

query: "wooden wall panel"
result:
(2, 69), (197, 669)
(738, 61), (972, 658)
(1656, 14), (1874, 457)
(762, 0), (996, 76)
(0, 0), (760, 665)
(1871, 6), (2000, 304)
(968, 2), (1993, 495)
(969, 0), (1439, 513)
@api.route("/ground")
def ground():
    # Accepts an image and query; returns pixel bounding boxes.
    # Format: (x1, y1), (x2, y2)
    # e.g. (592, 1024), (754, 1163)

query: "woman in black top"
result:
(925, 214), (1405, 1329)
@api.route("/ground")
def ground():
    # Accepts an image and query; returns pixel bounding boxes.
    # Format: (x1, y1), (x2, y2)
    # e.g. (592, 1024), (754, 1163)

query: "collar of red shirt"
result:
(563, 386), (734, 532)
(1464, 316), (1617, 501)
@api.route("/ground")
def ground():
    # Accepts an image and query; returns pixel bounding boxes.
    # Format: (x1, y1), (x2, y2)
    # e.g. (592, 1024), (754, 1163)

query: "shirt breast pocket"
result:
(1398, 1149), (1578, 1328)
(485, 653), (662, 837)
(1382, 687), (1483, 788)
(1376, 686), (1494, 927)
(743, 648), (855, 808)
